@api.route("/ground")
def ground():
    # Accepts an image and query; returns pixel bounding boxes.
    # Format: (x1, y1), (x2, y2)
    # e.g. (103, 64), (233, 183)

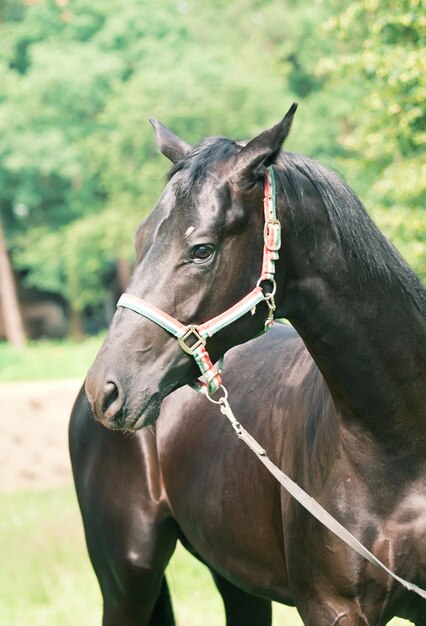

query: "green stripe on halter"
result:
(117, 294), (187, 338)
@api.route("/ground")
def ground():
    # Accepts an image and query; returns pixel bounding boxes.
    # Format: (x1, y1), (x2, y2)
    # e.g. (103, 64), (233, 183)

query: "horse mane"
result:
(277, 152), (426, 315)
(167, 137), (426, 315)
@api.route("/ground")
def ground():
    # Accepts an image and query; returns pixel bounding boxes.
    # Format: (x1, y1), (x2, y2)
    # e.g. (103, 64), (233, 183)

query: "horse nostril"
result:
(102, 380), (121, 414)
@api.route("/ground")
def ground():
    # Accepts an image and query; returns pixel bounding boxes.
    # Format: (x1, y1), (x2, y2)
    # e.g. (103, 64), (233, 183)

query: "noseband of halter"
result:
(117, 166), (280, 395)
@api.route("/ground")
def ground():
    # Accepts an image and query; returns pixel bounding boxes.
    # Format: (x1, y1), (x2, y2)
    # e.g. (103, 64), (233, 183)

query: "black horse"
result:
(75, 107), (426, 624)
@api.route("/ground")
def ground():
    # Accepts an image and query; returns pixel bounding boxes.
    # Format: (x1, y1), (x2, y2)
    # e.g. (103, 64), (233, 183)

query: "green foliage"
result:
(319, 0), (426, 279)
(0, 0), (424, 319)
(326, 0), (424, 167)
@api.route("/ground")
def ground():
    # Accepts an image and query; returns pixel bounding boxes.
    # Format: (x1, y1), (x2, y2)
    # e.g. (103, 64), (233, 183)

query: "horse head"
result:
(85, 105), (297, 430)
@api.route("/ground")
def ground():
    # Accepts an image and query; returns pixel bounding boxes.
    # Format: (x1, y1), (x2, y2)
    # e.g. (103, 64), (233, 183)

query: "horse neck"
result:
(275, 163), (426, 451)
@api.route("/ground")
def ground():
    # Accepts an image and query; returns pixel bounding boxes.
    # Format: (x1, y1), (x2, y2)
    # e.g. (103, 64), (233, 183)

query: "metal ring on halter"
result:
(264, 294), (276, 312)
(257, 277), (277, 299)
(205, 384), (229, 404)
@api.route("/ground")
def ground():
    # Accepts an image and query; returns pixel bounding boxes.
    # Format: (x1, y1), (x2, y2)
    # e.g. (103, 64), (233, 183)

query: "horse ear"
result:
(149, 118), (192, 164)
(232, 103), (298, 186)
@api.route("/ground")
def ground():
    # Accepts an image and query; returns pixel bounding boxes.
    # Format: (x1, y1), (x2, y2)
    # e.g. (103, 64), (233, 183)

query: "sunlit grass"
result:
(0, 486), (413, 625)
(0, 334), (104, 382)
(0, 487), (100, 626)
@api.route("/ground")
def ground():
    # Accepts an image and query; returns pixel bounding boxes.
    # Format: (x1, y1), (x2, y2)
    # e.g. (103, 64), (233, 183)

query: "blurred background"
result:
(0, 0), (424, 624)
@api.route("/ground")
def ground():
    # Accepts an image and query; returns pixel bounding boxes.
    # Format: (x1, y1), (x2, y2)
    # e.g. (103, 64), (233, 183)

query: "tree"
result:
(0, 0), (423, 342)
(318, 0), (425, 279)
(1, 0), (339, 328)
(0, 217), (26, 347)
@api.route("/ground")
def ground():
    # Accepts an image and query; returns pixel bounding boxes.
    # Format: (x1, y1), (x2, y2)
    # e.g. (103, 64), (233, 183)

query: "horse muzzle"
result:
(85, 364), (161, 431)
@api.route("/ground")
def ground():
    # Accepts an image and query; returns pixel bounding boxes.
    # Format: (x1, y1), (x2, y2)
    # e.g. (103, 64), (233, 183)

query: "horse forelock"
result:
(166, 137), (241, 201)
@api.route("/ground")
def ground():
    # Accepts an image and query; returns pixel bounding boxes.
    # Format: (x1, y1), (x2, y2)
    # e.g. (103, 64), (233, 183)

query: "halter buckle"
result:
(178, 325), (206, 355)
(264, 218), (281, 251)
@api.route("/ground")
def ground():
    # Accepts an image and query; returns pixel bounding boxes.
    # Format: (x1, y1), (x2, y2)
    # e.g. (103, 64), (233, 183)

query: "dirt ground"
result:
(0, 379), (83, 491)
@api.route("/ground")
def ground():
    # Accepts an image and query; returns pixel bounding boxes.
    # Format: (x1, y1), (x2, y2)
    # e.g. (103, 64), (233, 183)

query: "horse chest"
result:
(383, 487), (426, 573)
(283, 470), (426, 621)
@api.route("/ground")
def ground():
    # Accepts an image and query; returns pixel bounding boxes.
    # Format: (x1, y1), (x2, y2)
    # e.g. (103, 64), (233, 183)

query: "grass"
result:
(0, 335), (104, 382)
(0, 487), (100, 626)
(0, 486), (413, 626)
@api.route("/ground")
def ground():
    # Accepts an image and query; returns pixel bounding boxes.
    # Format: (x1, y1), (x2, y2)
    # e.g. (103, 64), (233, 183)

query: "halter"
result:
(117, 166), (280, 395)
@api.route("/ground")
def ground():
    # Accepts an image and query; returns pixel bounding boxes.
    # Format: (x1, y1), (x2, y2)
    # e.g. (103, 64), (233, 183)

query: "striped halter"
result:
(117, 166), (280, 395)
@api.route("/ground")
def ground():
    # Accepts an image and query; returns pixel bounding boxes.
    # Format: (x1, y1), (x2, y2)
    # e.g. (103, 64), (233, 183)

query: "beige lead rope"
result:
(207, 387), (426, 601)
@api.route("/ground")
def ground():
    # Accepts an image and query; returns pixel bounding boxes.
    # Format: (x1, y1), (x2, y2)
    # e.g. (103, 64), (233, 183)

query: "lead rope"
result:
(204, 385), (426, 601)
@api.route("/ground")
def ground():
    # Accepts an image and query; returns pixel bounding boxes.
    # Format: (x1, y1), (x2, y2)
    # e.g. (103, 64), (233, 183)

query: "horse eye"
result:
(191, 244), (215, 261)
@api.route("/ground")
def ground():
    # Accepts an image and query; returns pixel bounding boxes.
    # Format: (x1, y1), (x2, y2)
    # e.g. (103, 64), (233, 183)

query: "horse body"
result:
(158, 325), (426, 625)
(80, 110), (426, 624)
(71, 326), (426, 625)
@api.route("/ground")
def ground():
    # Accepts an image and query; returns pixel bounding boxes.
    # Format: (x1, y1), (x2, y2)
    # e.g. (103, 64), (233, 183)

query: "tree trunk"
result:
(69, 305), (84, 341)
(117, 258), (132, 292)
(0, 220), (26, 348)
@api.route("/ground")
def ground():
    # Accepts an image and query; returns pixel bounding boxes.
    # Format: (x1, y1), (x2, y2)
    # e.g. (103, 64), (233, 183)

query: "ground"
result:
(0, 379), (81, 490)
